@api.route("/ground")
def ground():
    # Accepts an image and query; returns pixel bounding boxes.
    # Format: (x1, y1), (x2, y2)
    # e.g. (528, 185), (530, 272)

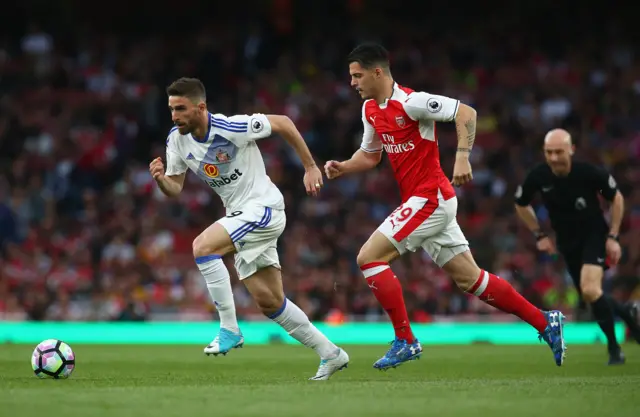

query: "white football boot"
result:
(309, 348), (350, 381)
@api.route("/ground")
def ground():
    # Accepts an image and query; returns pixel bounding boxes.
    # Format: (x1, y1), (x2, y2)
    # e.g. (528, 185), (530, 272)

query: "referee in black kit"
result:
(514, 128), (640, 365)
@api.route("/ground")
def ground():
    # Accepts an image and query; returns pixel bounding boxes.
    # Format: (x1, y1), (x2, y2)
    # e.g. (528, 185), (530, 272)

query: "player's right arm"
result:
(514, 168), (555, 253)
(150, 156), (185, 197)
(325, 103), (382, 179)
(150, 134), (187, 197)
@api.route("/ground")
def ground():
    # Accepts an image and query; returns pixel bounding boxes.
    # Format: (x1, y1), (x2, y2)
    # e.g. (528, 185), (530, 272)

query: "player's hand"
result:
(606, 238), (622, 266)
(149, 157), (165, 182)
(536, 237), (557, 255)
(452, 157), (473, 187)
(304, 164), (324, 197)
(324, 160), (343, 180)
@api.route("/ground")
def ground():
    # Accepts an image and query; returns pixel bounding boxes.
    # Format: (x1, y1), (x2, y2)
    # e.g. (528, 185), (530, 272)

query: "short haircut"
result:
(347, 43), (390, 70)
(166, 77), (206, 102)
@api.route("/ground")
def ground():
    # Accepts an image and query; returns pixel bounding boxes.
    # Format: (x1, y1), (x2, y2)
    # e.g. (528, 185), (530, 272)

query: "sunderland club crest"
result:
(215, 149), (230, 163)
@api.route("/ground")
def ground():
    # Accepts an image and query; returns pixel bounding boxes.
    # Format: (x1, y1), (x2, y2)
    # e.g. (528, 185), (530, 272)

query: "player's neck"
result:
(192, 112), (210, 139)
(374, 78), (395, 105)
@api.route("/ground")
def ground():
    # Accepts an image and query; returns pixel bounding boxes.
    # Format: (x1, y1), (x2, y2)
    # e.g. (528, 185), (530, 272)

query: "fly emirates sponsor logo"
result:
(381, 133), (415, 154)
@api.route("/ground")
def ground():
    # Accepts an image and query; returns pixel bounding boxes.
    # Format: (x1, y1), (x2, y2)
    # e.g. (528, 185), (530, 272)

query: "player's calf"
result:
(357, 231), (416, 344)
(442, 250), (567, 365)
(242, 267), (285, 316)
(443, 251), (548, 333)
(244, 266), (347, 379)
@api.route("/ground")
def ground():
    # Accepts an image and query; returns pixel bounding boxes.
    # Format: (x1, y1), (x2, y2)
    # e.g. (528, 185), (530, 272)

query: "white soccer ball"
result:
(31, 339), (76, 379)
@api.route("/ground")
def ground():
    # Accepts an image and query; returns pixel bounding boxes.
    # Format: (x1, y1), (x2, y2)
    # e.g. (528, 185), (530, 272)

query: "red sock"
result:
(468, 270), (548, 333)
(361, 262), (415, 343)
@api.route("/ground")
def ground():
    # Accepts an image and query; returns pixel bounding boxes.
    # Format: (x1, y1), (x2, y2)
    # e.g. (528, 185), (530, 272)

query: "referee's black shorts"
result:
(559, 229), (608, 291)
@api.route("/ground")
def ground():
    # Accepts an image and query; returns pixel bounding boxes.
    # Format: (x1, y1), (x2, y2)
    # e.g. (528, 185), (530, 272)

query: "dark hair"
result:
(347, 43), (390, 69)
(166, 77), (206, 102)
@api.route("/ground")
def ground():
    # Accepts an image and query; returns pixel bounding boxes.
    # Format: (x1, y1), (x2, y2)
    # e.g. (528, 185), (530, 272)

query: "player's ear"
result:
(198, 101), (207, 112)
(570, 145), (575, 156)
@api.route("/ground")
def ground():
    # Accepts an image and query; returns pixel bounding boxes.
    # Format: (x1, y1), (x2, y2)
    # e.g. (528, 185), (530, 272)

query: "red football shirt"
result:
(360, 83), (459, 203)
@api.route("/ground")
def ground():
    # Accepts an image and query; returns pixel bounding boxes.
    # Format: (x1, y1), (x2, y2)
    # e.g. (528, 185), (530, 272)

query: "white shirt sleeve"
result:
(359, 103), (382, 153)
(403, 91), (460, 122)
(211, 113), (272, 147)
(165, 131), (188, 176)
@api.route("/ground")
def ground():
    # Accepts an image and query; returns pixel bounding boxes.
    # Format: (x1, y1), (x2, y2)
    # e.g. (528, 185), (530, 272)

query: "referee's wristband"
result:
(607, 234), (619, 242)
(533, 230), (547, 241)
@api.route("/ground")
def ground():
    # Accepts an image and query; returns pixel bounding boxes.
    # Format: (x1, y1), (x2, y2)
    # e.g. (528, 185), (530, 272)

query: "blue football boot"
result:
(373, 338), (422, 370)
(204, 328), (244, 356)
(538, 310), (567, 366)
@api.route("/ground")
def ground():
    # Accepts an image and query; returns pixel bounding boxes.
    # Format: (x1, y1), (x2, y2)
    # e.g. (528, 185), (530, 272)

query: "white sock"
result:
(268, 298), (338, 359)
(196, 255), (239, 333)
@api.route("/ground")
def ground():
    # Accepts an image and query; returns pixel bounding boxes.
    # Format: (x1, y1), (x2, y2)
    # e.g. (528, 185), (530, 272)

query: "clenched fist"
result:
(149, 157), (165, 181)
(536, 236), (557, 255)
(324, 160), (344, 179)
(451, 156), (473, 187)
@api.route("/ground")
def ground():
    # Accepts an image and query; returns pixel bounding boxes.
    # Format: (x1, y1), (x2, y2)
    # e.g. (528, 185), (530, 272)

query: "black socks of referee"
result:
(590, 295), (620, 351)
(607, 296), (636, 329)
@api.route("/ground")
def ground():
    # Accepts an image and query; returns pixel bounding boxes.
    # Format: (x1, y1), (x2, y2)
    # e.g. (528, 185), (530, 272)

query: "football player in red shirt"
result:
(325, 43), (566, 370)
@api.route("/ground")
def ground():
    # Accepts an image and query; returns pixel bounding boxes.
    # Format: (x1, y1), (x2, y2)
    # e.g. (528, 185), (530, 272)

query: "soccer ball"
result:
(31, 339), (76, 379)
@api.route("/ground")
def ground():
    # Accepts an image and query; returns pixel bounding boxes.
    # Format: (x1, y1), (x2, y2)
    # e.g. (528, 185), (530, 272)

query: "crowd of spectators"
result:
(1, 3), (638, 323)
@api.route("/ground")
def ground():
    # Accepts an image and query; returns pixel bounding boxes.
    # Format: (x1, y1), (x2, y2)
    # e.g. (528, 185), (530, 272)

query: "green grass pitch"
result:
(1, 344), (638, 417)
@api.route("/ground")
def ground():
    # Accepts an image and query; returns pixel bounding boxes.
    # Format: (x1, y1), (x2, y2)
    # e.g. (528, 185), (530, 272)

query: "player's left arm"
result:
(591, 166), (624, 237)
(218, 112), (316, 169)
(590, 165), (624, 263)
(404, 92), (477, 186)
(220, 113), (322, 196)
(267, 115), (323, 196)
(266, 115), (316, 170)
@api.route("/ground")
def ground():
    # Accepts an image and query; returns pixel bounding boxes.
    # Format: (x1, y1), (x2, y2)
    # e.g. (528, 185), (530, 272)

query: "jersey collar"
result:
(379, 82), (398, 109)
(190, 112), (212, 143)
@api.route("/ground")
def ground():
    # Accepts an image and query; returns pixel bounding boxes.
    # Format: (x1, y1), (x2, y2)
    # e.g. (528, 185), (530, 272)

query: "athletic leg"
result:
(580, 264), (625, 364)
(241, 263), (349, 380)
(580, 233), (626, 364)
(357, 232), (413, 342)
(358, 197), (436, 370)
(426, 198), (566, 366)
(232, 206), (347, 380)
(192, 222), (243, 356)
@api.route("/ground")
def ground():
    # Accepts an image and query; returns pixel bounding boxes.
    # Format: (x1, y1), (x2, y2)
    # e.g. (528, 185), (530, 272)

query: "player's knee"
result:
(356, 242), (388, 267)
(441, 251), (479, 291)
(356, 248), (371, 268)
(580, 283), (602, 303)
(192, 233), (231, 259)
(452, 274), (477, 291)
(192, 235), (212, 259)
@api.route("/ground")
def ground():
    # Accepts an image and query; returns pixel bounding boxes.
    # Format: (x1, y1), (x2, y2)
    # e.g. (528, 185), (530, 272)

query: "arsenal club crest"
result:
(215, 149), (230, 163)
(395, 115), (405, 128)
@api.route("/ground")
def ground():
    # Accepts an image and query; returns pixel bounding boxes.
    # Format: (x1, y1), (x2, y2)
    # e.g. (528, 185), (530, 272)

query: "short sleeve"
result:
(403, 91), (460, 122)
(515, 170), (539, 206)
(165, 129), (187, 176)
(165, 146), (187, 176)
(588, 165), (618, 201)
(360, 102), (382, 153)
(211, 113), (272, 147)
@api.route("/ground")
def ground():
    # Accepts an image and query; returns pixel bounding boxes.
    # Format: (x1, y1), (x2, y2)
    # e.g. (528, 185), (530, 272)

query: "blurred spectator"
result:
(0, 1), (638, 322)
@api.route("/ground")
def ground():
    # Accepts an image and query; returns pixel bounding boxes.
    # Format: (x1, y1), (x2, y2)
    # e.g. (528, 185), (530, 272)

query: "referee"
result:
(514, 128), (640, 365)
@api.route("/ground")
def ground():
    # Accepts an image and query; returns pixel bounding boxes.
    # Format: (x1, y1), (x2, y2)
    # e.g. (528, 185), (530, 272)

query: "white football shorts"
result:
(377, 196), (469, 267)
(216, 204), (286, 280)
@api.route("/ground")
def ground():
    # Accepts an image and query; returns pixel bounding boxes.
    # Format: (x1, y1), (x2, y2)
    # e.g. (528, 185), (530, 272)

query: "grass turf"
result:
(1, 344), (638, 417)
